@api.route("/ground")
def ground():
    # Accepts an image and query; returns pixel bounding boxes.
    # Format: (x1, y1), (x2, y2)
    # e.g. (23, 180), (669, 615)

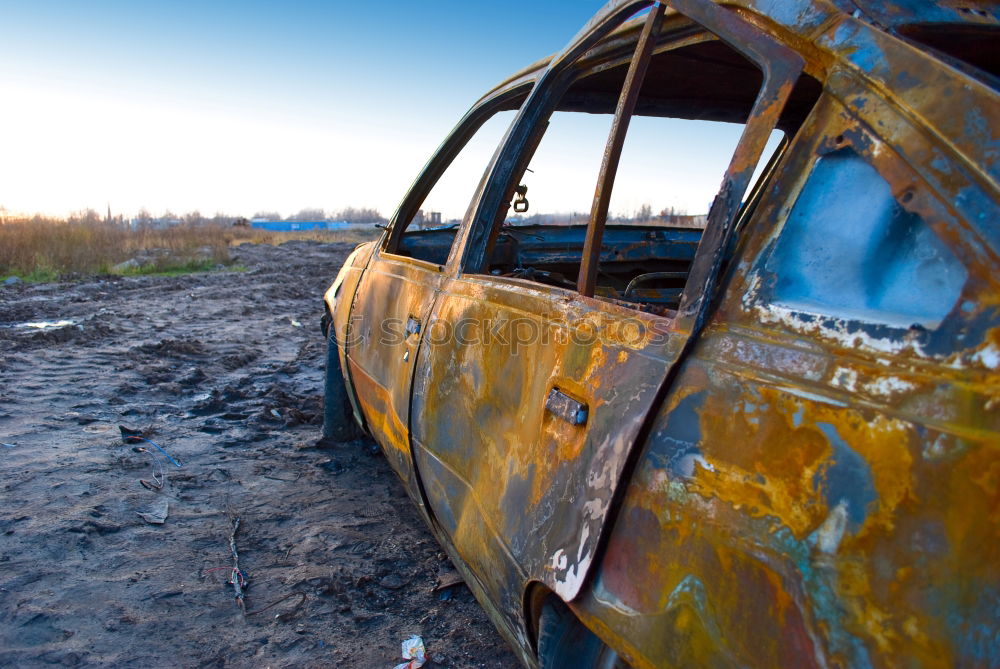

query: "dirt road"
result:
(0, 241), (518, 668)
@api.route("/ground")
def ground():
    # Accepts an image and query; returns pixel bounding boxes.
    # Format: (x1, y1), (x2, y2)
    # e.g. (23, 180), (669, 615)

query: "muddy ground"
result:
(0, 241), (519, 668)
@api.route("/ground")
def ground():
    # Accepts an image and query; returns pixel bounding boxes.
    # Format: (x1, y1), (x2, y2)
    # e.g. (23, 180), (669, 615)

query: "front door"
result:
(345, 93), (526, 498)
(346, 251), (441, 487)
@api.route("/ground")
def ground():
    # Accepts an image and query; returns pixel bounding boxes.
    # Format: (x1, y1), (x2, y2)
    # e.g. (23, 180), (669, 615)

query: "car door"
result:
(346, 249), (442, 486)
(410, 0), (808, 625)
(345, 87), (528, 499)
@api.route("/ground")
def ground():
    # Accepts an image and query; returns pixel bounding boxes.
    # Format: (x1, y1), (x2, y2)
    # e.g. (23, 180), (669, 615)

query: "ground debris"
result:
(0, 242), (517, 668)
(228, 515), (247, 614)
(137, 500), (169, 525)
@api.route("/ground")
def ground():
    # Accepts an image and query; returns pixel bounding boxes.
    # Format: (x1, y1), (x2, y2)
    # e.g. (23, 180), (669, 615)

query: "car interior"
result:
(395, 23), (822, 315)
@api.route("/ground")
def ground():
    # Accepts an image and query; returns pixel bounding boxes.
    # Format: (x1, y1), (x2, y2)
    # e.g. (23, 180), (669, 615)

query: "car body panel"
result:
(344, 250), (444, 497)
(567, 18), (999, 667)
(411, 273), (686, 609)
(324, 0), (1000, 666)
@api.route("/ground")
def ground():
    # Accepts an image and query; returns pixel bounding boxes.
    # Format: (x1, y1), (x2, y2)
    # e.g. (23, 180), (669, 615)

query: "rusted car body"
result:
(322, 1), (999, 666)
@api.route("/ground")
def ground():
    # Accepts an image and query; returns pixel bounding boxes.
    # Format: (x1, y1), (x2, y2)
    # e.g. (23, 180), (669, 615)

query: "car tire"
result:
(537, 598), (627, 669)
(322, 324), (359, 442)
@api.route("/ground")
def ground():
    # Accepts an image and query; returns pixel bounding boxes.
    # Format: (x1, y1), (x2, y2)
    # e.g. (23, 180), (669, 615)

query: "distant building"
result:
(658, 209), (707, 228)
(249, 220), (352, 232)
(414, 210), (443, 230)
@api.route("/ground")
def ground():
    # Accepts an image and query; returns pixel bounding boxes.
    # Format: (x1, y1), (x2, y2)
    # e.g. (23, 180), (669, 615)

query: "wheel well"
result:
(524, 582), (557, 656)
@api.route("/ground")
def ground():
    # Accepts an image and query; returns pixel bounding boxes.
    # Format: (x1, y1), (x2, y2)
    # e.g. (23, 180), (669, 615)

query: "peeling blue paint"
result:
(770, 524), (875, 668)
(748, 0), (827, 32)
(964, 106), (999, 164)
(813, 423), (877, 528)
(945, 588), (1000, 666)
(955, 184), (1000, 251)
(825, 22), (888, 79)
(895, 69), (921, 90)
(792, 405), (805, 428)
(930, 155), (952, 176)
(647, 391), (707, 479)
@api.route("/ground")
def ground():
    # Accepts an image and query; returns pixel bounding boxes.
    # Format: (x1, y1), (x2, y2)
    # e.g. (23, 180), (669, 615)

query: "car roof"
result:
(478, 0), (1000, 100)
(465, 0), (999, 262)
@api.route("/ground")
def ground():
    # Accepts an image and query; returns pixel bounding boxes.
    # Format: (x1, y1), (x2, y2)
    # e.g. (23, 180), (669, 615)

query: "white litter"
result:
(392, 635), (426, 669)
(18, 320), (75, 330)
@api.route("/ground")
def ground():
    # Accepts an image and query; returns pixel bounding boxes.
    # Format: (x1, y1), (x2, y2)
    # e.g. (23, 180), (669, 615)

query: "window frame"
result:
(379, 83), (534, 263)
(458, 0), (806, 333)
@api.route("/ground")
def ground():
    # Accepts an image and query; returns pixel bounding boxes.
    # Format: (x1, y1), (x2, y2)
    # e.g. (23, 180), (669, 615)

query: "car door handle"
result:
(545, 388), (588, 426)
(405, 316), (421, 337)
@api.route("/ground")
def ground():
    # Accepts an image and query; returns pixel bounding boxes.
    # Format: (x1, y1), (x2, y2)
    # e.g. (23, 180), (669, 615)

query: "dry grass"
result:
(0, 217), (380, 281)
(237, 227), (380, 247)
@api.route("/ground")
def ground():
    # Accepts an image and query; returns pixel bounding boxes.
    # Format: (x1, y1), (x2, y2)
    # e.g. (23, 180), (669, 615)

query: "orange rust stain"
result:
(346, 358), (408, 456)
(694, 382), (920, 543)
(696, 388), (832, 535)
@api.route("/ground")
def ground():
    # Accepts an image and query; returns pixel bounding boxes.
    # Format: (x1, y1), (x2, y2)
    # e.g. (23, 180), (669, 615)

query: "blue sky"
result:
(0, 0), (604, 218)
(0, 1), (760, 220)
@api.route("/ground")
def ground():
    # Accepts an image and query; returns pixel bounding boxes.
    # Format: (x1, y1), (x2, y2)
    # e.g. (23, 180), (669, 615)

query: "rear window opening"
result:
(764, 148), (968, 329)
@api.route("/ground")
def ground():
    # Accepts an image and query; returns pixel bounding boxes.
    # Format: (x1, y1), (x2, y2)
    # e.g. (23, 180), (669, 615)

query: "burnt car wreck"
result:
(321, 0), (999, 666)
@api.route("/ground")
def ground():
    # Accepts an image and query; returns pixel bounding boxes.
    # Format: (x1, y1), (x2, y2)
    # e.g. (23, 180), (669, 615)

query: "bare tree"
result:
(135, 208), (154, 225)
(334, 207), (385, 224)
(289, 208), (326, 222)
(210, 212), (237, 225)
(68, 209), (102, 225)
(252, 211), (282, 221)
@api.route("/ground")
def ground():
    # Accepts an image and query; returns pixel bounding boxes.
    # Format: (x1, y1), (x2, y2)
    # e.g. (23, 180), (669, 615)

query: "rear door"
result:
(410, 0), (808, 622)
(572, 45), (999, 667)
